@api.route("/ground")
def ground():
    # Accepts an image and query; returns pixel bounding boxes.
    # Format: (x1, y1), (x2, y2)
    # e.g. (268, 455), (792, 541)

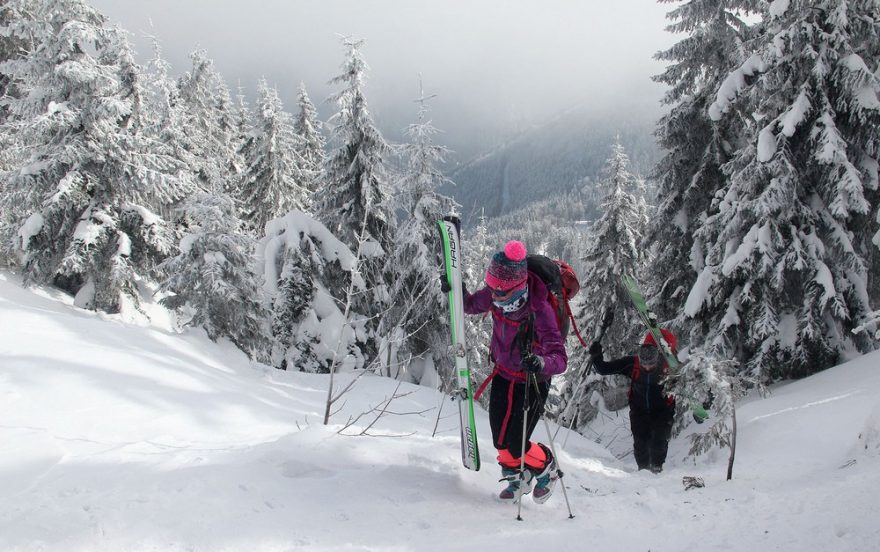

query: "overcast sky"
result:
(89, 0), (678, 156)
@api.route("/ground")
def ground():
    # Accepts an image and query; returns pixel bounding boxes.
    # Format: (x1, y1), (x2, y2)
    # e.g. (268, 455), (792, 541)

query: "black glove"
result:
(522, 353), (544, 374)
(439, 272), (451, 293)
(588, 341), (603, 357)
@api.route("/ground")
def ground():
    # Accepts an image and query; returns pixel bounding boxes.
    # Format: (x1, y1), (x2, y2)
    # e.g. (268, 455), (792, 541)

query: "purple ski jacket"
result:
(463, 273), (568, 383)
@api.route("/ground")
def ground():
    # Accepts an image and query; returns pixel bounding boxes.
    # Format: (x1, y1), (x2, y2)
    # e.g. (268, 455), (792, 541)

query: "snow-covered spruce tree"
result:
(380, 82), (458, 385)
(256, 210), (369, 372)
(687, 0), (880, 380)
(580, 140), (650, 349)
(213, 77), (242, 197)
(231, 83), (253, 176)
(141, 35), (196, 205)
(0, 0), (42, 266)
(316, 38), (395, 256)
(0, 0), (34, 126)
(135, 36), (202, 273)
(0, 0), (187, 311)
(649, 0), (762, 329)
(315, 37), (396, 365)
(109, 31), (190, 283)
(293, 82), (326, 205)
(176, 49), (242, 196)
(237, 79), (308, 235)
(0, 0), (35, 266)
(159, 191), (270, 359)
(556, 140), (649, 430)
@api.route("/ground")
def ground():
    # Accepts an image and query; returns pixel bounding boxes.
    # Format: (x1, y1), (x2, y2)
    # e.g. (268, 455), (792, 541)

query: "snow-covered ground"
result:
(1, 271), (878, 551)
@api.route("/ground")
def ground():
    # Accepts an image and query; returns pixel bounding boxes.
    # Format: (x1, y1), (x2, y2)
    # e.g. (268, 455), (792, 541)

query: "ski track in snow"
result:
(748, 392), (860, 422)
(1, 272), (879, 551)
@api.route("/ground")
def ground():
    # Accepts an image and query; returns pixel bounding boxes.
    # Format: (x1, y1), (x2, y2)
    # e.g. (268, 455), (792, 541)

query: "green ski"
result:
(621, 274), (709, 421)
(438, 216), (481, 471)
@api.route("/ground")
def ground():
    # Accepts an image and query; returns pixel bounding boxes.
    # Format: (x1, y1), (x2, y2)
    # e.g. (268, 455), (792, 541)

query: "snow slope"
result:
(1, 271), (878, 551)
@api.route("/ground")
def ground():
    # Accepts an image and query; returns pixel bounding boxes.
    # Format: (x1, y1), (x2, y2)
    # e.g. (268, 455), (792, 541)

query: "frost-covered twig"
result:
(337, 382), (428, 437)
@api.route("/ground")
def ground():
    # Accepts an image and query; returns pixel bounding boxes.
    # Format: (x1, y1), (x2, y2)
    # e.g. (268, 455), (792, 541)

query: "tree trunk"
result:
(727, 405), (737, 480)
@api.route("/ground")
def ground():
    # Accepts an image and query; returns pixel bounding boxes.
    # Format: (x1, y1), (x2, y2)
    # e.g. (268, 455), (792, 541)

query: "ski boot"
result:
(531, 445), (559, 504)
(499, 467), (533, 501)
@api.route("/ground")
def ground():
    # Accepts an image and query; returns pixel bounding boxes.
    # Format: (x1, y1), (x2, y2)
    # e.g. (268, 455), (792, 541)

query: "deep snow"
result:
(1, 271), (878, 551)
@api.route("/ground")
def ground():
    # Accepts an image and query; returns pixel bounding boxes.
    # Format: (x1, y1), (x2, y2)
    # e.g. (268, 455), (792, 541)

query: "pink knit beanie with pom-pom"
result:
(485, 240), (528, 291)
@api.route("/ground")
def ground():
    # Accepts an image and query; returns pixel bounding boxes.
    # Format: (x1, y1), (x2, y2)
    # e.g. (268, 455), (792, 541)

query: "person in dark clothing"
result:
(589, 329), (677, 473)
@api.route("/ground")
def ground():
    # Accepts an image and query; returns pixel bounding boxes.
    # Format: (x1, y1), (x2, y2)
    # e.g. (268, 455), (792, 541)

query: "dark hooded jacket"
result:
(593, 355), (675, 413)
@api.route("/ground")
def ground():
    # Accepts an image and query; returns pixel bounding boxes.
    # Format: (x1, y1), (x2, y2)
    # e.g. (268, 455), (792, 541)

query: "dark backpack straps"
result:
(514, 313), (536, 356)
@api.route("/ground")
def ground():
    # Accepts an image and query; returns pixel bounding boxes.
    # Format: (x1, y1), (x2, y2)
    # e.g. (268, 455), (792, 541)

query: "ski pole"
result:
(516, 374), (530, 521)
(518, 315), (575, 519)
(515, 314), (538, 521)
(532, 374), (575, 519)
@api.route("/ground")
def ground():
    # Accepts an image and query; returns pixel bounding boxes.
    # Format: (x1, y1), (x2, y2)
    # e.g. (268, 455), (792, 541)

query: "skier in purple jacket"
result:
(461, 240), (567, 503)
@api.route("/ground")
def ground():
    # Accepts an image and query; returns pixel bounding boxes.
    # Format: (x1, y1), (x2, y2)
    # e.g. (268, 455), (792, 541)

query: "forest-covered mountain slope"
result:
(442, 106), (661, 226)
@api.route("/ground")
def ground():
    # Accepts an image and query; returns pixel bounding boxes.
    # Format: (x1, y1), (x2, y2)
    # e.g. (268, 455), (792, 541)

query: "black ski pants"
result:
(489, 376), (549, 459)
(629, 406), (674, 470)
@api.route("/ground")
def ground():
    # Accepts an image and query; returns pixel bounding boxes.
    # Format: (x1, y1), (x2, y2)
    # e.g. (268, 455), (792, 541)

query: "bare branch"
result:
(431, 394), (446, 438)
(334, 381), (432, 437)
(329, 368), (371, 405)
(330, 400), (347, 418)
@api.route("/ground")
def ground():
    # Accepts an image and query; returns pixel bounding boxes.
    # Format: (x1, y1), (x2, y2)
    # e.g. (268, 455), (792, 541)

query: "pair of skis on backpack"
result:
(437, 217), (708, 474)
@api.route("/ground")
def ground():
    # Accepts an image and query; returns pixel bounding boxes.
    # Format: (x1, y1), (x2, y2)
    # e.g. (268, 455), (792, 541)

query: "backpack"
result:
(475, 254), (586, 400)
(526, 254), (587, 347)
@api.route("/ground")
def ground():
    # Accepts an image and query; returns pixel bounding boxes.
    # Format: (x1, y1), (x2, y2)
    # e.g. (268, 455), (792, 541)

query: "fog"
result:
(90, 0), (676, 158)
